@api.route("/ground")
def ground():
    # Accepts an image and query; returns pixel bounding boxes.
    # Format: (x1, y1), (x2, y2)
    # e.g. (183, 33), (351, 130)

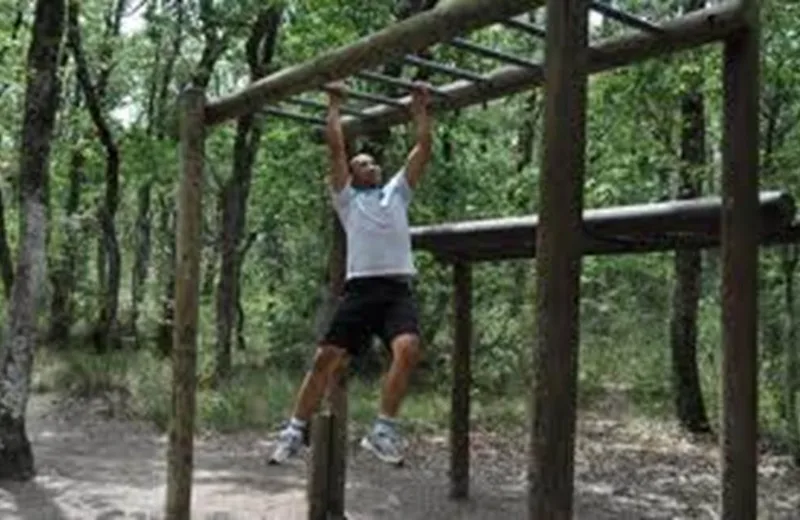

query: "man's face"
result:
(349, 153), (382, 186)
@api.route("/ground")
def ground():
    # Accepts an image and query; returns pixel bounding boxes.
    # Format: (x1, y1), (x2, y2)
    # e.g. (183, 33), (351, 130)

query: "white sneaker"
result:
(268, 426), (305, 465)
(360, 426), (405, 466)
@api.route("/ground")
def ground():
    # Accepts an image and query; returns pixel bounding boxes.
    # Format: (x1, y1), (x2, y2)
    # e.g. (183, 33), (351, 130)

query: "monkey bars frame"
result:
(170, 1), (764, 519)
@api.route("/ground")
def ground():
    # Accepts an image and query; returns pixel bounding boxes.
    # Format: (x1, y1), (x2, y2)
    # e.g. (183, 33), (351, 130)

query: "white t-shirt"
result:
(330, 170), (416, 280)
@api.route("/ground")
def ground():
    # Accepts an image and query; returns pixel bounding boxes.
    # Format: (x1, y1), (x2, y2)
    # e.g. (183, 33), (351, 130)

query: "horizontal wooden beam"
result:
(422, 227), (800, 263)
(411, 191), (796, 262)
(338, 1), (745, 139)
(204, 0), (546, 126)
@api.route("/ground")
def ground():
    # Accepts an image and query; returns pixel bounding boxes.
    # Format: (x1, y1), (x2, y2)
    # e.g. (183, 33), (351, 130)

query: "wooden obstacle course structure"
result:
(411, 191), (798, 262)
(169, 1), (767, 519)
(411, 190), (798, 503)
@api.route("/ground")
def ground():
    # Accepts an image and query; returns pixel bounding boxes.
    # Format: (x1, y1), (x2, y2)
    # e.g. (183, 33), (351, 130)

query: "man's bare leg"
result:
(269, 345), (347, 464)
(292, 346), (348, 420)
(380, 333), (421, 417)
(362, 333), (421, 465)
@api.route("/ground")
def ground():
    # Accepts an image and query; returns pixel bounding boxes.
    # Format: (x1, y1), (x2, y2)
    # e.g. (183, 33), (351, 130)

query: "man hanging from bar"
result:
(269, 80), (432, 466)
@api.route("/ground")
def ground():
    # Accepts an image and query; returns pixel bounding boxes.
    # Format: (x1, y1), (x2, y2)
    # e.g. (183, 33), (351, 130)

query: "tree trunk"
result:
(157, 0), (226, 357)
(48, 142), (84, 345)
(781, 245), (800, 464)
(156, 195), (176, 356)
(515, 91), (539, 174)
(670, 92), (711, 434)
(0, 4), (25, 299)
(670, 248), (710, 432)
(508, 90), (540, 316)
(213, 7), (282, 384)
(131, 181), (152, 346)
(0, 186), (15, 298)
(234, 232), (257, 352)
(668, 0), (710, 435)
(0, 0), (65, 480)
(132, 0), (184, 346)
(67, 0), (124, 352)
(94, 208), (121, 351)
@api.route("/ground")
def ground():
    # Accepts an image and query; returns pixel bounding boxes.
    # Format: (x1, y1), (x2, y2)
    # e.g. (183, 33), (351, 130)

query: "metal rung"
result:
(590, 1), (663, 33)
(403, 54), (489, 84)
(263, 106), (325, 126)
(344, 89), (407, 109)
(285, 97), (367, 118)
(355, 70), (450, 97)
(448, 38), (541, 70)
(502, 17), (546, 39)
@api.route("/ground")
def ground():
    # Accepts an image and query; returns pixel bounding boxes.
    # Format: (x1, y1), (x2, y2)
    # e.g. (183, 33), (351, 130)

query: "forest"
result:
(0, 0), (798, 518)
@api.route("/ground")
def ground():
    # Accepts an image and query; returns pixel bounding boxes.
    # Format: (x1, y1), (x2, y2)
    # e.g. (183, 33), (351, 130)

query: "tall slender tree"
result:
(214, 5), (284, 384)
(669, 0), (711, 434)
(0, 0), (66, 480)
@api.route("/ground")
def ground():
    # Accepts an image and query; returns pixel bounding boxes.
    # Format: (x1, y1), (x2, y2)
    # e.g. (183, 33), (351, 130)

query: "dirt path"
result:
(1, 393), (798, 519)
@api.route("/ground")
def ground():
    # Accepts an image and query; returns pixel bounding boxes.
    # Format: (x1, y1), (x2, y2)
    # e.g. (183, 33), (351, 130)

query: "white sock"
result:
(289, 417), (307, 432)
(374, 414), (397, 434)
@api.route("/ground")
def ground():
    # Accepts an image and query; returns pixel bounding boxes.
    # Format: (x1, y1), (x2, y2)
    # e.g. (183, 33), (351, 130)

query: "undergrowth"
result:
(30, 346), (552, 435)
(29, 326), (795, 453)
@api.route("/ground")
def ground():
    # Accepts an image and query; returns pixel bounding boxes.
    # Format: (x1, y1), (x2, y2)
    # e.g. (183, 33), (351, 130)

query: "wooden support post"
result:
(308, 412), (333, 520)
(720, 1), (760, 518)
(307, 211), (348, 519)
(327, 398), (347, 519)
(325, 137), (350, 519)
(529, 0), (588, 518)
(451, 260), (472, 499)
(165, 86), (205, 520)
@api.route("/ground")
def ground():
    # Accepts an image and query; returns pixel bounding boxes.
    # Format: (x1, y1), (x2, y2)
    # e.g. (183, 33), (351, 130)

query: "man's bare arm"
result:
(404, 82), (432, 189)
(324, 83), (350, 192)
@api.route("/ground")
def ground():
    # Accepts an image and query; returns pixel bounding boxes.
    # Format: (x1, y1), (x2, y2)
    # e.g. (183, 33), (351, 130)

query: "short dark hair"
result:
(358, 140), (384, 163)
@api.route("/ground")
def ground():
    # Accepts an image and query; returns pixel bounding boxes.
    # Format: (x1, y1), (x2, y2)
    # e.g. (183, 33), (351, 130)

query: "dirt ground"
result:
(1, 393), (798, 520)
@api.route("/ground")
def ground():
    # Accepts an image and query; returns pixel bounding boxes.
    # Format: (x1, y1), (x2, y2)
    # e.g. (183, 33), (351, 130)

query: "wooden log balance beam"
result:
(337, 1), (746, 139)
(421, 192), (798, 505)
(203, 0), (546, 125)
(411, 191), (797, 262)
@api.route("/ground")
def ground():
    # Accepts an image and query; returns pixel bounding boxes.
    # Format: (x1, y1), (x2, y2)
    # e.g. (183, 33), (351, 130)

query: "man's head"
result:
(349, 153), (382, 188)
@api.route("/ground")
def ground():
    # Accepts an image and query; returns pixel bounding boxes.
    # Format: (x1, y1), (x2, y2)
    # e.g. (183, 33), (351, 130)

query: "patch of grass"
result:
(30, 348), (469, 434)
(29, 330), (794, 453)
(32, 348), (135, 396)
(31, 347), (533, 438)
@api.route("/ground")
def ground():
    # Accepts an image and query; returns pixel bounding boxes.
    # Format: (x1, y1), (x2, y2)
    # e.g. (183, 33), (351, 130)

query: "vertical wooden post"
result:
(326, 211), (348, 519)
(165, 86), (205, 520)
(326, 137), (351, 518)
(720, 1), (760, 518)
(451, 260), (472, 499)
(308, 412), (333, 520)
(529, 0), (588, 518)
(308, 131), (350, 520)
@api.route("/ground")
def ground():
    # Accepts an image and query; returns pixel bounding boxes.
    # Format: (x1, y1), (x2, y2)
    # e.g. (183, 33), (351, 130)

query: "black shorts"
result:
(321, 276), (420, 356)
